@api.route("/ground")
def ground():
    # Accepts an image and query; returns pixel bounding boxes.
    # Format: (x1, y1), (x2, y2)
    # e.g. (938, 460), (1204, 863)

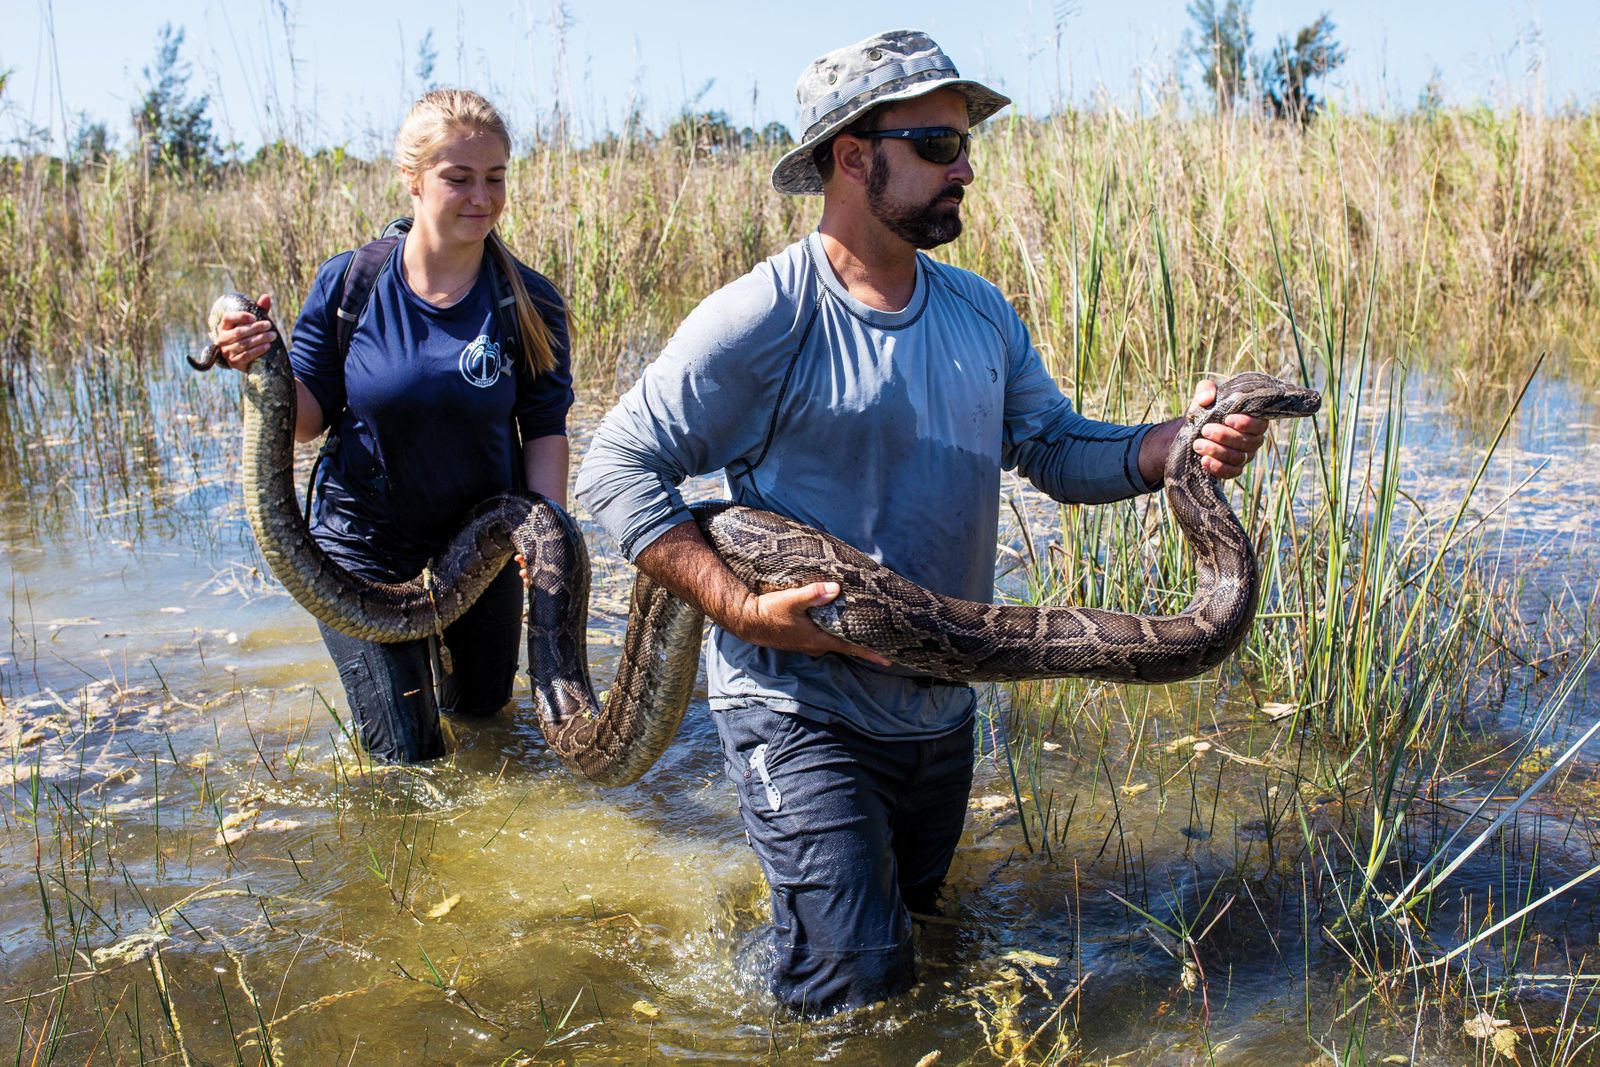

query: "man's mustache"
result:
(933, 184), (965, 204)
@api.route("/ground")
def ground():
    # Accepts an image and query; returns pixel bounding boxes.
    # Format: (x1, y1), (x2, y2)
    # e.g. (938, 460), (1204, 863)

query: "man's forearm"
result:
(630, 518), (892, 666)
(1138, 417), (1182, 488)
(633, 519), (755, 629)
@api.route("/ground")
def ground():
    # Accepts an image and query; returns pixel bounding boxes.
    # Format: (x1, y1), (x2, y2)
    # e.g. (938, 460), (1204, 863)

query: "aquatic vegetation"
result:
(2, 103), (1599, 1063)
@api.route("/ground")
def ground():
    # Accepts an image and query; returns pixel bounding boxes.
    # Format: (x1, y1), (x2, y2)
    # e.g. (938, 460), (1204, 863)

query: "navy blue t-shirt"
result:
(289, 238), (573, 582)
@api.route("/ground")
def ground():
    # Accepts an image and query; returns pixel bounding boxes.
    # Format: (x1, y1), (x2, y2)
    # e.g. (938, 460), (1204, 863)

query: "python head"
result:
(1202, 372), (1322, 423)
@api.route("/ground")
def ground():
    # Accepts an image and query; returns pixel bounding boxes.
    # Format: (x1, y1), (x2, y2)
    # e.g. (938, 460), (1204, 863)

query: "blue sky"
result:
(4, 1), (1594, 154)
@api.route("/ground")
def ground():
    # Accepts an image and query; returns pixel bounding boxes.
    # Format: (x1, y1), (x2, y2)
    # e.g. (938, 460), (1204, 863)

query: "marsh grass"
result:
(2, 102), (1600, 1064)
(990, 321), (1598, 1063)
(3, 103), (1598, 391)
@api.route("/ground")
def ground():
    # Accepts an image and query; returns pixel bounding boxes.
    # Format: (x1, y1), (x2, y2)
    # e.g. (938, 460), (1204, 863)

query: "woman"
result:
(213, 89), (573, 762)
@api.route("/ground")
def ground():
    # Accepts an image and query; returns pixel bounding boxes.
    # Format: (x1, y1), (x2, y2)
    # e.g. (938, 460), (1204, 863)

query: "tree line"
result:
(5, 10), (1351, 176)
(1186, 0), (1347, 123)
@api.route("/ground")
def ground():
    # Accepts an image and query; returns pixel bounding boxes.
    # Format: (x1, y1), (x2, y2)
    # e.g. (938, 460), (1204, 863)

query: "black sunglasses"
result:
(852, 126), (971, 165)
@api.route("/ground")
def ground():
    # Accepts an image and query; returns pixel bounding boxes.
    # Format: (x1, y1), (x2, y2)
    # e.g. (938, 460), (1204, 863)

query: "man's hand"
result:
(1139, 379), (1271, 486)
(634, 522), (891, 668)
(723, 581), (891, 666)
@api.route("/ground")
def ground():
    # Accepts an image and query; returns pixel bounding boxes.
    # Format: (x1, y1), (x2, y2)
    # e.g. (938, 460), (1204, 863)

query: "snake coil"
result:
(198, 292), (1320, 785)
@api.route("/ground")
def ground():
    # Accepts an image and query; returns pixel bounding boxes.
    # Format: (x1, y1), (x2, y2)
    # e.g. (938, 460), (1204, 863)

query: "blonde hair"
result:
(394, 88), (559, 377)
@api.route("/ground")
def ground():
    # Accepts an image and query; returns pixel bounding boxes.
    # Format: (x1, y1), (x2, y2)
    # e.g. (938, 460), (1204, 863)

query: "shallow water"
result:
(2, 348), (1598, 1064)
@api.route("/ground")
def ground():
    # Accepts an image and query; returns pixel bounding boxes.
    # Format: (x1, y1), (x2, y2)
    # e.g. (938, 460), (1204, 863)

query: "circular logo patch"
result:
(459, 335), (506, 388)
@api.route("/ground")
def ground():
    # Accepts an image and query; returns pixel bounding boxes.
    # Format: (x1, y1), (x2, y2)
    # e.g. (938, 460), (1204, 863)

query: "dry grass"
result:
(2, 105), (1596, 395)
(3, 103), (1600, 1064)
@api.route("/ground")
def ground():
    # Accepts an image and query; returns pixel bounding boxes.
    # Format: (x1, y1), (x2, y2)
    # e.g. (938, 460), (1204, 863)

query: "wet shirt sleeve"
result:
(997, 300), (1158, 503)
(575, 272), (796, 560)
(285, 252), (357, 419)
(513, 270), (574, 440)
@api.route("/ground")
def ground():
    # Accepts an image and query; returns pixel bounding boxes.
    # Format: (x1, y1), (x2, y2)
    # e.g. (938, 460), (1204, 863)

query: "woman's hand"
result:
(207, 292), (327, 443)
(214, 293), (278, 372)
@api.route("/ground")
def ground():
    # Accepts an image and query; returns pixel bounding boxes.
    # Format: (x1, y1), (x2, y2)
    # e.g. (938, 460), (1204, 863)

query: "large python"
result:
(195, 293), (1320, 786)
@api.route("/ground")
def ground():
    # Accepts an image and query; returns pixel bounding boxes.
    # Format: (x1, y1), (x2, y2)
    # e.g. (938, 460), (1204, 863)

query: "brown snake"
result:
(195, 292), (1320, 786)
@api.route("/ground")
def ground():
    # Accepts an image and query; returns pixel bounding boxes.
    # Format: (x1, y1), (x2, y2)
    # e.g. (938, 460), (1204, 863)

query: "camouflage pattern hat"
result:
(772, 29), (1011, 196)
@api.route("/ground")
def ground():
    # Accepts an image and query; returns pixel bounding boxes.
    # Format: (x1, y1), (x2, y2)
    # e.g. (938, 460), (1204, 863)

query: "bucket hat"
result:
(771, 29), (1011, 195)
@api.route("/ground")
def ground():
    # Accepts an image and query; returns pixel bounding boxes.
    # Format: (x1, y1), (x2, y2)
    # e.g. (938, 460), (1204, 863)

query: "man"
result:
(575, 29), (1269, 1017)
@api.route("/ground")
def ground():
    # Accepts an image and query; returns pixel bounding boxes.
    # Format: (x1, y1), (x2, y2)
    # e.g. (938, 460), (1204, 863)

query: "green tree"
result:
(1259, 13), (1346, 124)
(666, 110), (743, 153)
(70, 113), (115, 164)
(754, 121), (794, 149)
(133, 24), (219, 173)
(1186, 0), (1254, 115)
(1416, 66), (1445, 118)
(415, 29), (438, 93)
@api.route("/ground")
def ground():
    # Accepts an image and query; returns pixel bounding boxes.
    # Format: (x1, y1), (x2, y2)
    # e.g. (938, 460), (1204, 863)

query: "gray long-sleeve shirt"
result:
(576, 232), (1155, 738)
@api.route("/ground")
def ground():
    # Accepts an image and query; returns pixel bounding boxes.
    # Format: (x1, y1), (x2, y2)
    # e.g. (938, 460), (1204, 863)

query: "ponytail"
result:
(487, 230), (558, 377)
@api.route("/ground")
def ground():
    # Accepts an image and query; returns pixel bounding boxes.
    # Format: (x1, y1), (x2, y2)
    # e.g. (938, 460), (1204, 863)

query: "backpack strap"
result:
(724, 239), (826, 499)
(334, 233), (403, 358)
(481, 252), (530, 488)
(304, 225), (406, 524)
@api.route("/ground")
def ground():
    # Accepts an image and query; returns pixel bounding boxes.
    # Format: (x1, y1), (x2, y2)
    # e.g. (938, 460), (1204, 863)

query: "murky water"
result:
(2, 346), (1598, 1064)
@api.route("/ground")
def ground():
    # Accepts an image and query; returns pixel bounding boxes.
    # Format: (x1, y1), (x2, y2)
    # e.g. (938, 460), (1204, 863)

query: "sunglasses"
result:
(852, 126), (972, 165)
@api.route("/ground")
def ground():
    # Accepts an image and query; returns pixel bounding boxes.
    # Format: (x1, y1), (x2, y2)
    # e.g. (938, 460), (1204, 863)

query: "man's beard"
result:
(865, 152), (964, 249)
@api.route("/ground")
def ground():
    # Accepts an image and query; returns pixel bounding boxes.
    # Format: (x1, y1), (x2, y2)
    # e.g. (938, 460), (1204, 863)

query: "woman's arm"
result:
(212, 292), (328, 440)
(292, 382), (326, 442)
(523, 434), (569, 509)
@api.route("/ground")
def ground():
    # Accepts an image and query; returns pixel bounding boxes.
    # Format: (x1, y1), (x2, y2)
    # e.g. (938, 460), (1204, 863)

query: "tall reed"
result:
(3, 104), (1596, 394)
(3, 98), (1598, 1065)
